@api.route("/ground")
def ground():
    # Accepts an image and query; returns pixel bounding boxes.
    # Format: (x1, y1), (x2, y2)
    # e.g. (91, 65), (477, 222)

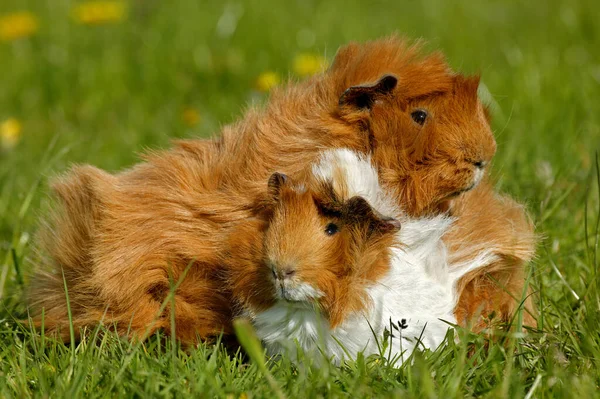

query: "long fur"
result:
(27, 35), (535, 344)
(244, 149), (484, 364)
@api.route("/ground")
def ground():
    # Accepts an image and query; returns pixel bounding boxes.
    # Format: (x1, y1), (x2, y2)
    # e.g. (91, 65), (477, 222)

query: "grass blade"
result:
(233, 319), (285, 399)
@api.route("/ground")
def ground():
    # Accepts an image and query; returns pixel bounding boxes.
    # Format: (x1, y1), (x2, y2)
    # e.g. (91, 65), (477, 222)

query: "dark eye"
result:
(411, 109), (428, 125)
(325, 223), (339, 236)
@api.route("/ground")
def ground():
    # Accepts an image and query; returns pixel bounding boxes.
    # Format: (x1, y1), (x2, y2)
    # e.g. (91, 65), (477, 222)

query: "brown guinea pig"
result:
(224, 149), (466, 364)
(224, 170), (400, 329)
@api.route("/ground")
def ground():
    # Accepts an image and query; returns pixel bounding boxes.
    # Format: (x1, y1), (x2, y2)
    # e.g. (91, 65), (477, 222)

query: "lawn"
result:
(1, 0), (599, 397)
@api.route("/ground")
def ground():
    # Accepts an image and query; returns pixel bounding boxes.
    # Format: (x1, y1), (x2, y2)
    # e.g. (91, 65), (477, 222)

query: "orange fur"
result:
(27, 35), (535, 344)
(446, 179), (537, 329)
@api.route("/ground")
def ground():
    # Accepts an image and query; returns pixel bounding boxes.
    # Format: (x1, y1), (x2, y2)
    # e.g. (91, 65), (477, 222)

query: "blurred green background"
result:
(1, 0), (600, 396)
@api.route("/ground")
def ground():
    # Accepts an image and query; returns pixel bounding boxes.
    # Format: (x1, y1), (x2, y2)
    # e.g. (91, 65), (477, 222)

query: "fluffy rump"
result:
(28, 159), (237, 343)
(447, 181), (537, 329)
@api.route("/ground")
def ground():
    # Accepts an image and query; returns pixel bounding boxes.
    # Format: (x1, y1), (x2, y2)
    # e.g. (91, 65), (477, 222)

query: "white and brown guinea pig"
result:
(224, 149), (491, 364)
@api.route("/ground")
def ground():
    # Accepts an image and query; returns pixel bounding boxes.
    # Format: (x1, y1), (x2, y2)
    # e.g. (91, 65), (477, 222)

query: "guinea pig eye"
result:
(410, 109), (428, 125)
(324, 223), (339, 236)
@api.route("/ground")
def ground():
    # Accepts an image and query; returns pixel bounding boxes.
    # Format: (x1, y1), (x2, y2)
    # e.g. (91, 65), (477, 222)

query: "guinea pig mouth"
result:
(275, 281), (324, 303)
(439, 167), (484, 205)
(463, 182), (477, 193)
(277, 286), (294, 302)
(281, 290), (301, 303)
(279, 287), (308, 303)
(456, 166), (486, 195)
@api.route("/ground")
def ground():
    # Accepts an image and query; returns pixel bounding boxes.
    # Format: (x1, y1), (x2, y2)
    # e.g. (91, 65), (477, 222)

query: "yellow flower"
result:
(0, 12), (39, 42)
(182, 108), (201, 127)
(292, 53), (329, 77)
(256, 71), (280, 92)
(72, 1), (127, 25)
(1, 118), (22, 150)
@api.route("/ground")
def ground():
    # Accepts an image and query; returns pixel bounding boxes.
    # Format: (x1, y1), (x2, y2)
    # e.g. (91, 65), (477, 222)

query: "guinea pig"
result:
(28, 36), (533, 344)
(225, 149), (488, 364)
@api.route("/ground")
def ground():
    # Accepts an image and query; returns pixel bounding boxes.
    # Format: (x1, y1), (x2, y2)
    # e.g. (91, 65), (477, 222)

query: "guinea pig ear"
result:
(453, 74), (480, 110)
(254, 172), (289, 220)
(345, 196), (401, 234)
(329, 42), (360, 72)
(339, 74), (398, 110)
(267, 172), (289, 202)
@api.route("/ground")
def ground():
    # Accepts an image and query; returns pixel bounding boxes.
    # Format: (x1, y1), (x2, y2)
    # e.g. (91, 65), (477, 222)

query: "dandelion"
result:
(182, 108), (201, 127)
(0, 12), (39, 42)
(1, 118), (22, 150)
(256, 71), (280, 92)
(72, 1), (127, 25)
(292, 53), (329, 77)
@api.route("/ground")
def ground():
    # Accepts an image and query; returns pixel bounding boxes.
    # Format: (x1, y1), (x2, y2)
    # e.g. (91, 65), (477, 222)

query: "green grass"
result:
(1, 0), (600, 397)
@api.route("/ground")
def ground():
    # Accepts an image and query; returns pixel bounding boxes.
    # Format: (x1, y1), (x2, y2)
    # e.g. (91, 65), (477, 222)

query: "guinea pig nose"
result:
(471, 160), (486, 169)
(276, 267), (296, 280)
(283, 269), (296, 278)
